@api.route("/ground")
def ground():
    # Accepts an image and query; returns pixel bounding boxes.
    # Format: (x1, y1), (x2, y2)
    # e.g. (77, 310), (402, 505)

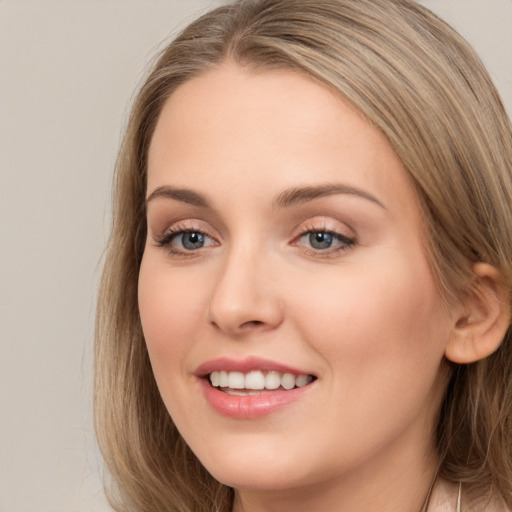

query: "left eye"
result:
(298, 231), (354, 251)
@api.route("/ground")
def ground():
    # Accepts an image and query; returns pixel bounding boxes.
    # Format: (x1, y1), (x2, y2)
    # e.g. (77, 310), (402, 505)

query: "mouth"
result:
(196, 357), (317, 419)
(208, 370), (316, 396)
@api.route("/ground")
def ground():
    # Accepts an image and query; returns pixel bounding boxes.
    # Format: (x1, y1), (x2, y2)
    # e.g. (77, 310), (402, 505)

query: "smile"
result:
(209, 370), (314, 394)
(196, 357), (317, 419)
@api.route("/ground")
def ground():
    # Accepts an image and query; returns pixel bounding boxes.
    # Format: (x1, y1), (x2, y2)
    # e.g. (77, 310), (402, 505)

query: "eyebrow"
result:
(273, 183), (386, 210)
(146, 186), (210, 208)
(146, 183), (386, 210)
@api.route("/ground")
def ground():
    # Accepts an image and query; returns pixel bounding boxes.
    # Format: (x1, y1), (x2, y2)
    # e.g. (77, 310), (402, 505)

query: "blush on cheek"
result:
(138, 262), (212, 396)
(296, 257), (447, 369)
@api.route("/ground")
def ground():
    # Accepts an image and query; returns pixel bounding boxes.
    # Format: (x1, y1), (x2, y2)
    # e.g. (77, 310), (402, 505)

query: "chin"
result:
(209, 464), (311, 492)
(196, 441), (322, 492)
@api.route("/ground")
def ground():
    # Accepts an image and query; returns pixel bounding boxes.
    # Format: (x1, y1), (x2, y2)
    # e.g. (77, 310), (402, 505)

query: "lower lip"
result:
(199, 379), (313, 420)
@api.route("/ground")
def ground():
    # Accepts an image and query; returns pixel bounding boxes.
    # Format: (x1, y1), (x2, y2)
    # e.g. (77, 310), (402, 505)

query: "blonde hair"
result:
(95, 0), (512, 510)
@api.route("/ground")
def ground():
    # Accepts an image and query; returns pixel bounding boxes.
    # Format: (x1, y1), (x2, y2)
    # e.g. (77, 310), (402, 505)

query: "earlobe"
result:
(445, 263), (511, 364)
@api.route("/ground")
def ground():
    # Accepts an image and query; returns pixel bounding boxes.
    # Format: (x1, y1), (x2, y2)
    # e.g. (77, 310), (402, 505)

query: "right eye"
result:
(156, 228), (217, 255)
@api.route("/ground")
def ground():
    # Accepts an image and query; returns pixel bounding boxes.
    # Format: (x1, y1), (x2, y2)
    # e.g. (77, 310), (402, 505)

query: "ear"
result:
(445, 263), (510, 364)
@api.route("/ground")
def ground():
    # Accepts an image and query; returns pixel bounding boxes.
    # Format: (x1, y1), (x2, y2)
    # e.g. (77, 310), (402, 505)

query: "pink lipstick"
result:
(195, 357), (316, 420)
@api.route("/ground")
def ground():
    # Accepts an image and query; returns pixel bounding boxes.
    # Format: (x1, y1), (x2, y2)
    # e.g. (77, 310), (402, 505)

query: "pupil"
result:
(183, 232), (204, 249)
(310, 232), (332, 249)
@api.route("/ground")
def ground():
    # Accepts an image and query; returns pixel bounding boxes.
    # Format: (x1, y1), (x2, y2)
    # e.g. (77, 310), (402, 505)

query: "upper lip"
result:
(195, 356), (315, 378)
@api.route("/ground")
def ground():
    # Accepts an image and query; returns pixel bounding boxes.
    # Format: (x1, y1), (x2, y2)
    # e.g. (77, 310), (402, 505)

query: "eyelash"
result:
(154, 224), (356, 258)
(154, 225), (217, 257)
(293, 228), (355, 257)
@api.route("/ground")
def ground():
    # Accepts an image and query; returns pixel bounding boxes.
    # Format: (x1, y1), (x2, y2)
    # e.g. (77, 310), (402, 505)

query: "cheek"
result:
(282, 256), (452, 469)
(292, 253), (450, 391)
(138, 255), (206, 380)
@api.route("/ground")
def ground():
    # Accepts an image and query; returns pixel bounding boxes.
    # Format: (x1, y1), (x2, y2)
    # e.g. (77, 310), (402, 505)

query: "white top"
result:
(428, 478), (510, 512)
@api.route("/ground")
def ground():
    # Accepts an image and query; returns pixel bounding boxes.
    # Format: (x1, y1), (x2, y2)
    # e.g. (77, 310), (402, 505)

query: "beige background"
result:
(0, 1), (510, 511)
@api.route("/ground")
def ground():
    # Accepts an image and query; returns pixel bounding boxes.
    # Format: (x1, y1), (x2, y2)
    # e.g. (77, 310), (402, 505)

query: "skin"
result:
(138, 63), (460, 512)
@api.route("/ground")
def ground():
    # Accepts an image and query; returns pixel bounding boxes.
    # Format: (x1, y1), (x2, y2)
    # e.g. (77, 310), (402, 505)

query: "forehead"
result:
(149, 63), (378, 164)
(147, 62), (418, 219)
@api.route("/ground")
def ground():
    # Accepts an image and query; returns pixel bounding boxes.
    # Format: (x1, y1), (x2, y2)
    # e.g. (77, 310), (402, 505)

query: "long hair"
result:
(95, 1), (512, 510)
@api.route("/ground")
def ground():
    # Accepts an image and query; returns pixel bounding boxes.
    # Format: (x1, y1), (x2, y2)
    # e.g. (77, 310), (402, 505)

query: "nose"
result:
(207, 244), (284, 336)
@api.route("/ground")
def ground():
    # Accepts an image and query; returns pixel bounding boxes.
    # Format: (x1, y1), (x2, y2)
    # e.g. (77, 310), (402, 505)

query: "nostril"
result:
(241, 320), (265, 328)
(209, 319), (265, 331)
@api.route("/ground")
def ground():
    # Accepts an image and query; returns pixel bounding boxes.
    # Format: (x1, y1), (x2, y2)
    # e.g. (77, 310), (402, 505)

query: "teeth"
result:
(219, 371), (229, 387)
(208, 370), (313, 391)
(281, 373), (295, 390)
(265, 371), (281, 390)
(295, 374), (310, 387)
(225, 389), (262, 396)
(245, 371), (265, 390)
(210, 371), (220, 387)
(228, 371), (245, 389)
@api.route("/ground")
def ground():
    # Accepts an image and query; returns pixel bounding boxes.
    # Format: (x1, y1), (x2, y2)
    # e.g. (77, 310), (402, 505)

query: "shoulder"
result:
(427, 478), (460, 512)
(467, 492), (510, 512)
(429, 478), (510, 512)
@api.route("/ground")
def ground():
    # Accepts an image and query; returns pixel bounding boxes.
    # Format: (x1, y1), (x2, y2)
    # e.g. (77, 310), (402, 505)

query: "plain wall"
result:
(0, 1), (510, 511)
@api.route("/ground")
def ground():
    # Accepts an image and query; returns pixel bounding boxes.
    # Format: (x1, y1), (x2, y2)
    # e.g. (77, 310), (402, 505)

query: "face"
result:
(139, 63), (454, 499)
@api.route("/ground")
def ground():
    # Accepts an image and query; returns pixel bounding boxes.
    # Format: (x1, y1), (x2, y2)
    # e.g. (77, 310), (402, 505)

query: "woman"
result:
(95, 0), (512, 510)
